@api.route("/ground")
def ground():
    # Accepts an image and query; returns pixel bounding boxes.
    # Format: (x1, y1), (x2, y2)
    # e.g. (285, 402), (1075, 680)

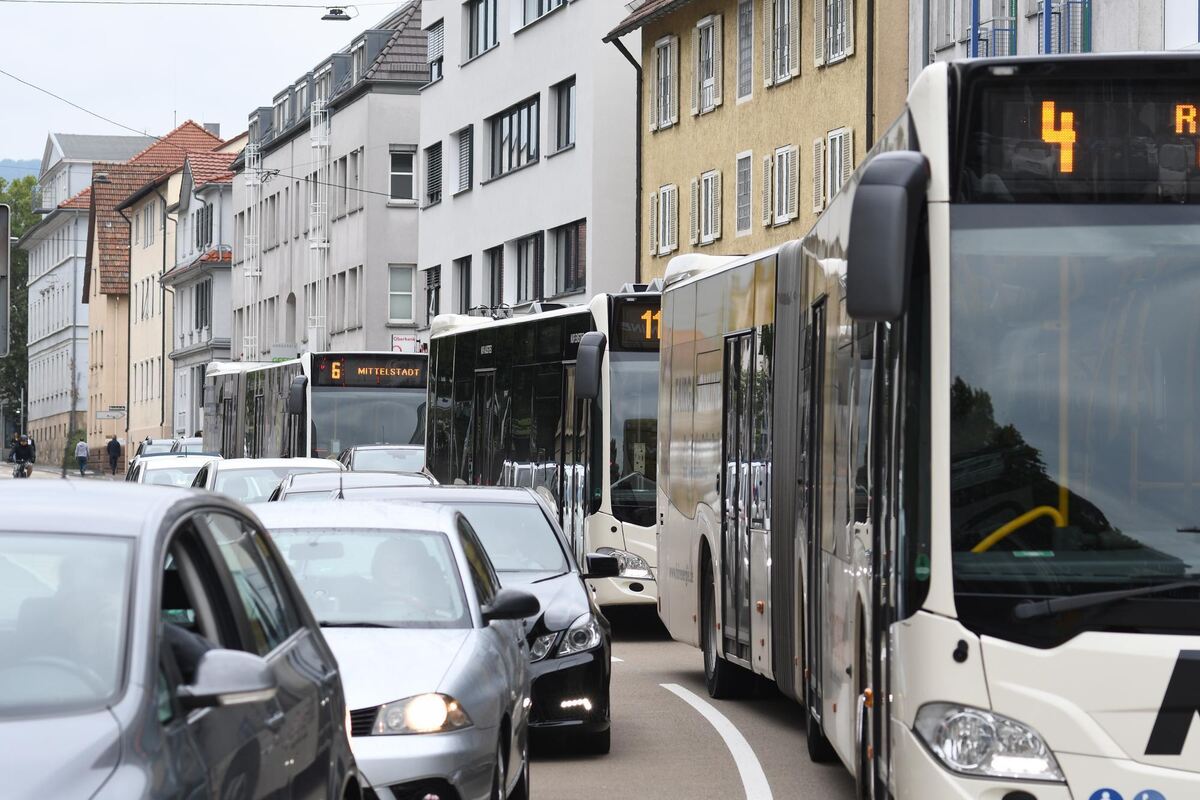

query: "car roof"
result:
(142, 454), (220, 469)
(349, 444), (423, 451)
(253, 500), (456, 534)
(216, 458), (343, 471)
(283, 470), (432, 490)
(1, 482), (195, 538)
(342, 485), (540, 504)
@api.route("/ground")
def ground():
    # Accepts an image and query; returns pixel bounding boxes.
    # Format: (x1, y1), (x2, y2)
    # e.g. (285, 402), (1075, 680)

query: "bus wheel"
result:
(702, 559), (744, 699)
(806, 703), (838, 763)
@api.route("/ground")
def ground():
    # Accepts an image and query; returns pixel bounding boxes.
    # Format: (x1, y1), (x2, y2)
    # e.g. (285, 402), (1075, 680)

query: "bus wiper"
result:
(1177, 526), (1200, 533)
(1013, 577), (1200, 620)
(319, 621), (394, 628)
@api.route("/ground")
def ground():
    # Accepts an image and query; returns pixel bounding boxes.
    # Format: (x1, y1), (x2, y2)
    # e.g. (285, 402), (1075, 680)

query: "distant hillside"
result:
(0, 159), (40, 179)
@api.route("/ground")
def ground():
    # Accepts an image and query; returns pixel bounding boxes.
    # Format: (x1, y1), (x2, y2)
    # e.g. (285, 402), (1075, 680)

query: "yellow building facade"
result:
(608, 0), (910, 281)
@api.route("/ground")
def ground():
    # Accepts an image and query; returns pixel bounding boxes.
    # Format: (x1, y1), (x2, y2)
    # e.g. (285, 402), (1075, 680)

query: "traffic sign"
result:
(107, 405), (127, 412)
(96, 410), (126, 420)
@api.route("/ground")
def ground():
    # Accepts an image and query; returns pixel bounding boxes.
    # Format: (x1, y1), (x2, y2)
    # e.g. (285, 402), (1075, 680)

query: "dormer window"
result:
(273, 95), (289, 132)
(295, 82), (309, 119)
(315, 67), (332, 105)
(351, 43), (365, 81)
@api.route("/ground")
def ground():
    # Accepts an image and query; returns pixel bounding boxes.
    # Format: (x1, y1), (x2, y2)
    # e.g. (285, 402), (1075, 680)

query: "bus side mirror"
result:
(846, 151), (928, 322)
(286, 376), (308, 415)
(575, 332), (607, 401)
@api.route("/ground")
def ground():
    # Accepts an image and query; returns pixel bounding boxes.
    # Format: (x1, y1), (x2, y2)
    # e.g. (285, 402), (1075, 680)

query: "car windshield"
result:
(0, 533), (133, 716)
(216, 466), (332, 504)
(281, 490), (338, 502)
(273, 528), (471, 628)
(352, 448), (425, 472)
(950, 206), (1200, 646)
(141, 443), (172, 455)
(145, 465), (205, 486)
(310, 387), (426, 458)
(609, 351), (658, 528)
(453, 502), (568, 578)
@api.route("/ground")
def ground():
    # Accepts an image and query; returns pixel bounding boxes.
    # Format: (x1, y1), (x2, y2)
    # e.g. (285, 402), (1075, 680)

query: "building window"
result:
(767, 0), (797, 84)
(467, 0), (498, 59)
(692, 170), (721, 245)
(825, 0), (849, 61)
(515, 233), (542, 303)
(523, 0), (564, 26)
(195, 279), (212, 331)
(427, 20), (445, 82)
(426, 266), (441, 319)
(552, 219), (585, 295)
(737, 0), (753, 99)
(649, 184), (679, 256)
(692, 16), (721, 115)
(735, 152), (752, 234)
(489, 95), (540, 179)
(456, 126), (473, 193)
(486, 245), (504, 306)
(390, 149), (415, 201)
(455, 256), (472, 313)
(389, 265), (415, 323)
(771, 144), (798, 225)
(194, 203), (213, 251)
(424, 142), (443, 206)
(553, 77), (576, 151)
(826, 127), (853, 200)
(651, 37), (679, 130)
(351, 43), (365, 81)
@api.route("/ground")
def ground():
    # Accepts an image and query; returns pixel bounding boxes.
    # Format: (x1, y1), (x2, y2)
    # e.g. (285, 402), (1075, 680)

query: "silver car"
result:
(190, 457), (344, 504)
(254, 501), (537, 800)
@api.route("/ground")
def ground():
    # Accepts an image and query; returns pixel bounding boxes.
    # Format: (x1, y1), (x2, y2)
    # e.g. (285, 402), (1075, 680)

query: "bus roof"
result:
(429, 290), (658, 340)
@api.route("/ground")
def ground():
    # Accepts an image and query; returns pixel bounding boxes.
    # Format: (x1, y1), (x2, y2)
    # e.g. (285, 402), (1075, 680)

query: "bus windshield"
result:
(310, 387), (426, 458)
(949, 205), (1200, 646)
(609, 351), (658, 528)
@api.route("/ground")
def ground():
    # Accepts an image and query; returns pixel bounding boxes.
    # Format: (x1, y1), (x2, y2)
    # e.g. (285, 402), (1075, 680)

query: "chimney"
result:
(203, 122), (221, 138)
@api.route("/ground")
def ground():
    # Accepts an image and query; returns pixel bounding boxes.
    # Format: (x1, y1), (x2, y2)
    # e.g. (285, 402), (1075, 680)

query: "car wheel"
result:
(510, 731), (530, 800)
(579, 726), (611, 755)
(702, 558), (745, 699)
(490, 737), (507, 800)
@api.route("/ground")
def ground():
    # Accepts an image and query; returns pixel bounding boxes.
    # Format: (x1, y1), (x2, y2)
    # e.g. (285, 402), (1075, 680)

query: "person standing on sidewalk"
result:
(75, 439), (90, 477)
(106, 435), (121, 476)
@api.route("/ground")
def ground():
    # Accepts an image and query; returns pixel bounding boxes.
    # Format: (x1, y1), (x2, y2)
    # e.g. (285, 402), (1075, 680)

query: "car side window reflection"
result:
(457, 517), (500, 607)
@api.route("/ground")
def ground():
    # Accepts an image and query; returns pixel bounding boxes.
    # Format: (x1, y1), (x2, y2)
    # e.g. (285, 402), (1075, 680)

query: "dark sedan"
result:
(268, 470), (435, 502)
(0, 482), (362, 799)
(336, 485), (619, 753)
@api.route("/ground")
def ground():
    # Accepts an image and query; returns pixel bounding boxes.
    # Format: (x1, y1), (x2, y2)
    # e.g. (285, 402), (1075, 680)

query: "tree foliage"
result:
(0, 175), (37, 427)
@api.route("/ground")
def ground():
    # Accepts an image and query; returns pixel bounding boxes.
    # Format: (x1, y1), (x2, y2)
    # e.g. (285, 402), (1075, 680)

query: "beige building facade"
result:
(607, 0), (909, 281)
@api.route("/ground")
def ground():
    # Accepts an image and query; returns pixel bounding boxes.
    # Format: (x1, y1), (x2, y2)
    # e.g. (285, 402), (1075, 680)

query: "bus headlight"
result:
(914, 703), (1064, 782)
(596, 547), (653, 580)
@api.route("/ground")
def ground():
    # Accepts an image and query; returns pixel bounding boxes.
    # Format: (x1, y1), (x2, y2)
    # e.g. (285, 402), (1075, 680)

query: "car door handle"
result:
(265, 710), (286, 731)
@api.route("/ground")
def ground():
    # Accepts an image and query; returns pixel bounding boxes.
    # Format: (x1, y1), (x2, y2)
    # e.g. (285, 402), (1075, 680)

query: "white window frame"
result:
(827, 127), (852, 200)
(699, 170), (719, 244)
(737, 0), (753, 101)
(773, 146), (790, 225)
(389, 148), (416, 202)
(826, 0), (848, 62)
(656, 184), (678, 256)
(735, 151), (753, 235)
(388, 264), (415, 323)
(653, 37), (678, 130)
(696, 17), (717, 114)
(773, 0), (791, 82)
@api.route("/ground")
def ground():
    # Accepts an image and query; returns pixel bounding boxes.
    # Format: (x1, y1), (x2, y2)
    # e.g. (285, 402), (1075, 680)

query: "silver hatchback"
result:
(255, 501), (537, 800)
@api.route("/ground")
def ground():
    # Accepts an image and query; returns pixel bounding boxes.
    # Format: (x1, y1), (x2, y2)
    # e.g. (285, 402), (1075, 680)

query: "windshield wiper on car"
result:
(1177, 526), (1200, 533)
(318, 621), (395, 628)
(1013, 577), (1200, 620)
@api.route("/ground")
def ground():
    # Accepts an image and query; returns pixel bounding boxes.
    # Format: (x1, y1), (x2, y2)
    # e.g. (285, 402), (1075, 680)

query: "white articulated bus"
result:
(427, 289), (661, 606)
(656, 55), (1200, 797)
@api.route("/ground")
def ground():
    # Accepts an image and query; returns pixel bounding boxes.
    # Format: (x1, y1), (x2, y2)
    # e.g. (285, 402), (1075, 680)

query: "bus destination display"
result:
(313, 354), (426, 388)
(960, 77), (1200, 203)
(613, 300), (661, 351)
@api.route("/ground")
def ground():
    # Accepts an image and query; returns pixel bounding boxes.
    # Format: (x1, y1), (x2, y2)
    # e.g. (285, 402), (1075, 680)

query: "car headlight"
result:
(529, 633), (557, 662)
(557, 613), (604, 656)
(914, 703), (1064, 782)
(371, 693), (473, 735)
(596, 547), (653, 580)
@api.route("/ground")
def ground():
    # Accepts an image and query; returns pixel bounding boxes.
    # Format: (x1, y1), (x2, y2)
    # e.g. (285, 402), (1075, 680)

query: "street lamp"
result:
(322, 6), (351, 20)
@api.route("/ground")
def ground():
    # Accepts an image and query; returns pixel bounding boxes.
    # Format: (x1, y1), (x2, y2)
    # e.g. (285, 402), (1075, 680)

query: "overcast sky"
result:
(0, 1), (394, 163)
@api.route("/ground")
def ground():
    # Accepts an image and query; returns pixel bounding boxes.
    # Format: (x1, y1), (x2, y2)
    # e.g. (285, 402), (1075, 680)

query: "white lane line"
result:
(660, 683), (773, 800)
(611, 656), (624, 662)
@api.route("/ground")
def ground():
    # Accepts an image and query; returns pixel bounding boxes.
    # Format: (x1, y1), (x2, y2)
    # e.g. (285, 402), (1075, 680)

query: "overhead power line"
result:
(0, 0), (389, 7)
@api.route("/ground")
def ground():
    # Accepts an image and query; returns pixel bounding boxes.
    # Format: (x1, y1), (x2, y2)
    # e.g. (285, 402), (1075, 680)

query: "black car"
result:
(0, 482), (362, 799)
(334, 485), (619, 753)
(267, 469), (435, 501)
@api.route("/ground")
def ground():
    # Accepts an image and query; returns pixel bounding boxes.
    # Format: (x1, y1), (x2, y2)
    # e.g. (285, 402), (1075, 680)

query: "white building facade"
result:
(417, 0), (640, 323)
(231, 2), (426, 359)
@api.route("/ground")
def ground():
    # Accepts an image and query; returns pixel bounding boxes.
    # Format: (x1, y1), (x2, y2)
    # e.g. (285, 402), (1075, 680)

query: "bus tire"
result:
(806, 704), (838, 763)
(702, 558), (746, 699)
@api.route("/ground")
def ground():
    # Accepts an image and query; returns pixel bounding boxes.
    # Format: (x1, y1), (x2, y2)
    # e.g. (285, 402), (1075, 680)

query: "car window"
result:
(456, 518), (500, 606)
(144, 465), (205, 487)
(453, 502), (568, 574)
(204, 513), (301, 655)
(191, 465), (208, 487)
(352, 448), (426, 472)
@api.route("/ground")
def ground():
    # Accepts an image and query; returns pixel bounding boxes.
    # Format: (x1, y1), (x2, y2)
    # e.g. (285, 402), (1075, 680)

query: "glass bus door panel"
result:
(721, 333), (754, 661)
(562, 365), (588, 561)
(472, 371), (496, 486)
(804, 299), (828, 717)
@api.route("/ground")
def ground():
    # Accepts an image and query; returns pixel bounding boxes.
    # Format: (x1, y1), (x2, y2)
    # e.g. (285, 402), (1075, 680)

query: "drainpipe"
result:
(866, 0), (876, 146)
(608, 35), (643, 284)
(117, 206), (133, 443)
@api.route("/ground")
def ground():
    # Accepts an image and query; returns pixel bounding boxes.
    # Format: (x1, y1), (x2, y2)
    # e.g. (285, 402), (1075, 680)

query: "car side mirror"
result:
(176, 648), (278, 710)
(575, 332), (606, 401)
(583, 553), (620, 579)
(481, 588), (540, 624)
(286, 375), (308, 416)
(846, 151), (928, 322)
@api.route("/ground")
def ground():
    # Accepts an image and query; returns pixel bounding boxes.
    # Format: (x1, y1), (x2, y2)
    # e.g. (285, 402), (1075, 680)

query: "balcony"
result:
(31, 184), (54, 214)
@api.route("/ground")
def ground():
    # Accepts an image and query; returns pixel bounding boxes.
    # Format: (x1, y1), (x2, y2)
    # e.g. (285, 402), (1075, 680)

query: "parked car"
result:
(268, 469), (435, 502)
(134, 438), (175, 458)
(170, 437), (204, 454)
(254, 501), (537, 800)
(330, 485), (619, 752)
(0, 482), (362, 799)
(337, 445), (426, 473)
(126, 453), (220, 487)
(191, 457), (344, 504)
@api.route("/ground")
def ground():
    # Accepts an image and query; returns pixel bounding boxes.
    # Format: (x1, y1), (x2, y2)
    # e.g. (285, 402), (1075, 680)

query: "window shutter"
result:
(690, 26), (701, 116)
(712, 15), (724, 107)
(844, 0), (854, 56)
(761, 154), (773, 226)
(812, 138), (825, 212)
(670, 36), (681, 125)
(649, 50), (659, 132)
(667, 185), (679, 251)
(789, 0), (801, 76)
(786, 146), (799, 219)
(712, 170), (722, 239)
(841, 129), (854, 187)
(427, 21), (444, 64)
(814, 0), (825, 66)
(458, 127), (473, 192)
(762, 0), (774, 87)
(649, 192), (659, 255)
(689, 177), (699, 245)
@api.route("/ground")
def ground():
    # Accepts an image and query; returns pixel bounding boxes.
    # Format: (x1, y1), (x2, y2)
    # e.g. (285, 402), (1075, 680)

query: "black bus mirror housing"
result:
(286, 375), (308, 415)
(846, 151), (928, 322)
(575, 331), (607, 401)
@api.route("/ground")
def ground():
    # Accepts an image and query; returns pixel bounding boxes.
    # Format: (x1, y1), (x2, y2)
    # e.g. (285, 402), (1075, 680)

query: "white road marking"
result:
(660, 683), (773, 800)
(611, 656), (624, 662)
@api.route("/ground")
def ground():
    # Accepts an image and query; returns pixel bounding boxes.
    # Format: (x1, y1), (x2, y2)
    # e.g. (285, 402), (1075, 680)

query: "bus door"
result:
(562, 364), (588, 562)
(802, 299), (827, 722)
(721, 332), (753, 663)
(249, 393), (265, 459)
(472, 370), (497, 485)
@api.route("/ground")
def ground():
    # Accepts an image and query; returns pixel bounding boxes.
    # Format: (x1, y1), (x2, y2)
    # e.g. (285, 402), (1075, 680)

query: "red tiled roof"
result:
(198, 248), (232, 263)
(128, 120), (224, 167)
(606, 0), (693, 41)
(188, 152), (237, 188)
(59, 187), (91, 210)
(84, 160), (177, 297)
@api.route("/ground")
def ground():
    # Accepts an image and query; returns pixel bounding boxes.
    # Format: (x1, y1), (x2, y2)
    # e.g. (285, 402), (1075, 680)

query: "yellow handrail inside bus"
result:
(972, 505), (1067, 554)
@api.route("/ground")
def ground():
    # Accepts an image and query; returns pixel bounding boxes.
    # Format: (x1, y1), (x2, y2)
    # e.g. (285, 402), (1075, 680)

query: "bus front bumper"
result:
(587, 575), (657, 607)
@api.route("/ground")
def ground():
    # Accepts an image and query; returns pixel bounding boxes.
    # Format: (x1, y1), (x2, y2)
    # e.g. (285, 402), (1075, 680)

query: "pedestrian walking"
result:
(106, 435), (121, 475)
(75, 439), (89, 477)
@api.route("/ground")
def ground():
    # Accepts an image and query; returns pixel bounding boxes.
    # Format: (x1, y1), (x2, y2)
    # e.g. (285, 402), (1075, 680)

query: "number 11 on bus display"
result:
(641, 309), (662, 341)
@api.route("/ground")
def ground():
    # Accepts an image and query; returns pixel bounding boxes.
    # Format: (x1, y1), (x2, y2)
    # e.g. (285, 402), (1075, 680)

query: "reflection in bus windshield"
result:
(610, 352), (658, 528)
(310, 388), (426, 458)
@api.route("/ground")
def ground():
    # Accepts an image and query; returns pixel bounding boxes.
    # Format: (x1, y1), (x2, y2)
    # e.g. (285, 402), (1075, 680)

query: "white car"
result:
(190, 457), (343, 504)
(125, 453), (220, 487)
